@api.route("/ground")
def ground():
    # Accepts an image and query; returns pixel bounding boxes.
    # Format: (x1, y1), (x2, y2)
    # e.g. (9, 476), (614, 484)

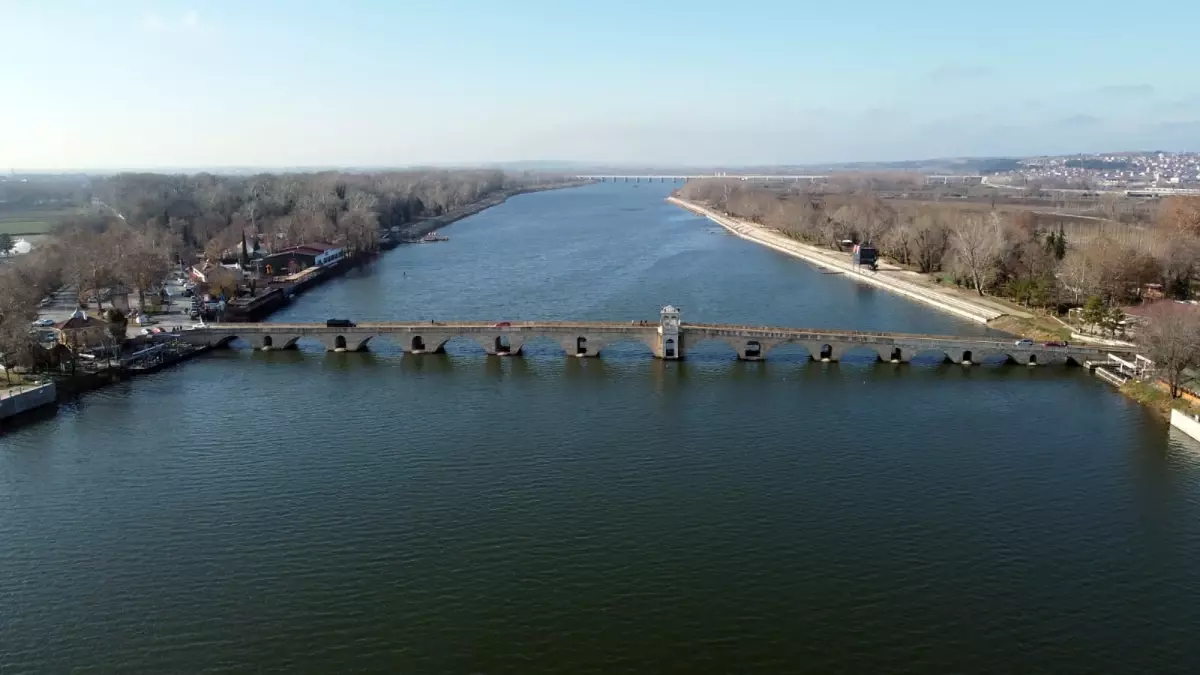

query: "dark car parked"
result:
(326, 319), (356, 328)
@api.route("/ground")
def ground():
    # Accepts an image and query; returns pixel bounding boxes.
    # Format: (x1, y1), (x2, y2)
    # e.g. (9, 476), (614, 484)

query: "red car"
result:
(493, 321), (512, 328)
(1043, 341), (1068, 347)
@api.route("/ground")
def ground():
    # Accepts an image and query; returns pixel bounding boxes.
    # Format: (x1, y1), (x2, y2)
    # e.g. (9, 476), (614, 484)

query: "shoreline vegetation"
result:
(0, 173), (587, 424)
(671, 178), (1200, 341)
(671, 179), (1200, 419)
(670, 196), (1007, 325)
(397, 180), (589, 242)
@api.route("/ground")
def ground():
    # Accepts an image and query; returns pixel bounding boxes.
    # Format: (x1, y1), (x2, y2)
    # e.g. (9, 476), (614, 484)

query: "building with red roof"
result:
(260, 244), (345, 277)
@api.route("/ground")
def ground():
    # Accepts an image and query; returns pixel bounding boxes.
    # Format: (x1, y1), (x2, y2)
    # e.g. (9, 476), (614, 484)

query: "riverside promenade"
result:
(669, 197), (1017, 324)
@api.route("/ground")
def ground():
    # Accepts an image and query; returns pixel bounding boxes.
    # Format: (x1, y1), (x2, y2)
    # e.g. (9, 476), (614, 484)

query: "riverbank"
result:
(0, 382), (56, 427)
(225, 181), (589, 322)
(670, 197), (1010, 324)
(1119, 379), (1200, 420)
(7, 182), (591, 432)
(401, 181), (590, 240)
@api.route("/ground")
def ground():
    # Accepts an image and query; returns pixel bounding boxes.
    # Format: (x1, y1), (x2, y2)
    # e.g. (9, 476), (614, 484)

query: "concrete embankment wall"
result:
(1170, 409), (1200, 443)
(668, 197), (1001, 325)
(0, 382), (57, 422)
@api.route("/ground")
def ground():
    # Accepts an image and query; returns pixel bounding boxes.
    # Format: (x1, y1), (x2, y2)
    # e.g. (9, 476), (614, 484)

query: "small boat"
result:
(421, 231), (449, 243)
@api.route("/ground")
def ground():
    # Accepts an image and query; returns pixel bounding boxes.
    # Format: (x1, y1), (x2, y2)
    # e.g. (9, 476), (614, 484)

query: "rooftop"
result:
(273, 243), (340, 256)
(55, 309), (102, 330)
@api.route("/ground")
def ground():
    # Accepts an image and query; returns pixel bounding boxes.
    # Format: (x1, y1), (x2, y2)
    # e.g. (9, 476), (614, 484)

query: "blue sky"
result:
(2, 0), (1198, 169)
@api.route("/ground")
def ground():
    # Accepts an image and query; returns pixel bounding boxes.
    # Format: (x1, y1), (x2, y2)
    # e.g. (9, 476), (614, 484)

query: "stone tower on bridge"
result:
(659, 305), (680, 359)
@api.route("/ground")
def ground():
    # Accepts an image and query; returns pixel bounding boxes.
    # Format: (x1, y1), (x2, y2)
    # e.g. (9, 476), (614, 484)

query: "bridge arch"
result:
(438, 335), (485, 355)
(232, 333), (301, 351)
(579, 334), (655, 359)
(676, 336), (737, 360)
(907, 348), (952, 365)
(762, 341), (812, 362)
(973, 351), (1013, 366)
(839, 345), (884, 363)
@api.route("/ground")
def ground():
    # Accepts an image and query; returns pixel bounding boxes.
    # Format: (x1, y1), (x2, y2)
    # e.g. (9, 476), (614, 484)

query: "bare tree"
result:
(58, 228), (117, 311)
(948, 212), (1006, 295)
(850, 192), (894, 245)
(1158, 196), (1200, 237)
(908, 207), (949, 273)
(1138, 304), (1200, 398)
(1153, 231), (1200, 300)
(1058, 248), (1100, 305)
(0, 265), (40, 382)
(116, 231), (170, 309)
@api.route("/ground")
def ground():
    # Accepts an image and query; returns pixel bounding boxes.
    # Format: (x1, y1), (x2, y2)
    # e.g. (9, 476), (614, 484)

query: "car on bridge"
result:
(493, 321), (512, 328)
(326, 319), (356, 328)
(1043, 341), (1069, 347)
(1015, 339), (1034, 347)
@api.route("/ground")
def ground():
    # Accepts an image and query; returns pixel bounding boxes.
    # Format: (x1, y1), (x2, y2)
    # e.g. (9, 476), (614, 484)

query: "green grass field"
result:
(0, 219), (56, 235)
(0, 208), (78, 235)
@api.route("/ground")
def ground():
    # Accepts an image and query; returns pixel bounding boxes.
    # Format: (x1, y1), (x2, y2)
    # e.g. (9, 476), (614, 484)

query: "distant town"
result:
(989, 152), (1200, 194)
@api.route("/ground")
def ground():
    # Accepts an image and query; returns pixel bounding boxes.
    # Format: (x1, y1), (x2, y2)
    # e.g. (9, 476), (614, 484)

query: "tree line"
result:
(65, 169), (513, 257)
(0, 169), (533, 373)
(678, 180), (1200, 309)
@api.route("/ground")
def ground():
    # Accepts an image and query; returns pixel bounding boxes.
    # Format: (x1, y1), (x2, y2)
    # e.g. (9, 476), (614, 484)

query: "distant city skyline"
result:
(2, 0), (1199, 170)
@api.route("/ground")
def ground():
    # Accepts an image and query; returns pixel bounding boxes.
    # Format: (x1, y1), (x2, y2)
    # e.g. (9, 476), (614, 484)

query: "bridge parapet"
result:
(177, 315), (1134, 366)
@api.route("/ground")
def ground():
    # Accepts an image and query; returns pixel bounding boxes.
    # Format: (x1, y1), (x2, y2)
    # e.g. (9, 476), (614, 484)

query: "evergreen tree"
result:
(1081, 296), (1107, 330)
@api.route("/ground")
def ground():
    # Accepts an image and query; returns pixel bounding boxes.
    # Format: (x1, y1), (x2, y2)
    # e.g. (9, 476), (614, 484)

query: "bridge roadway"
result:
(177, 321), (1134, 365)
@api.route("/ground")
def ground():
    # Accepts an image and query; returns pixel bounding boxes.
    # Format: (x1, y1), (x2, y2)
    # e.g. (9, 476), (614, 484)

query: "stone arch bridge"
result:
(177, 320), (1134, 366)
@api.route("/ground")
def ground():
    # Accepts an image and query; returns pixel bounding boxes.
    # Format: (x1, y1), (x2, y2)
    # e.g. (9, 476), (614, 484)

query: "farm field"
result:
(0, 208), (76, 235)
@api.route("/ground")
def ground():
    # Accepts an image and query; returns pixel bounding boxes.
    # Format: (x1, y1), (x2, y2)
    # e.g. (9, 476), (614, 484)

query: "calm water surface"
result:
(3, 183), (1200, 674)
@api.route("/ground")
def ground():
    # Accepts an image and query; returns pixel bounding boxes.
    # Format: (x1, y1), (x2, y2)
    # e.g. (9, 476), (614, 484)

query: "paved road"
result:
(35, 280), (198, 339)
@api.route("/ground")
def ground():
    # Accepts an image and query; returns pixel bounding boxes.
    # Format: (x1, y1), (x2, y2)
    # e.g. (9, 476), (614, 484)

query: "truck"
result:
(852, 243), (878, 271)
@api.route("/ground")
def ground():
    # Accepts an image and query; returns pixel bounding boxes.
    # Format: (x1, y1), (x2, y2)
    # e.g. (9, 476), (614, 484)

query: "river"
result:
(3, 183), (1200, 674)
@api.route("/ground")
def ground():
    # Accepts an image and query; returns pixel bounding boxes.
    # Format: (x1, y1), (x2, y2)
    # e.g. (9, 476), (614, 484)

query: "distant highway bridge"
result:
(178, 307), (1132, 366)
